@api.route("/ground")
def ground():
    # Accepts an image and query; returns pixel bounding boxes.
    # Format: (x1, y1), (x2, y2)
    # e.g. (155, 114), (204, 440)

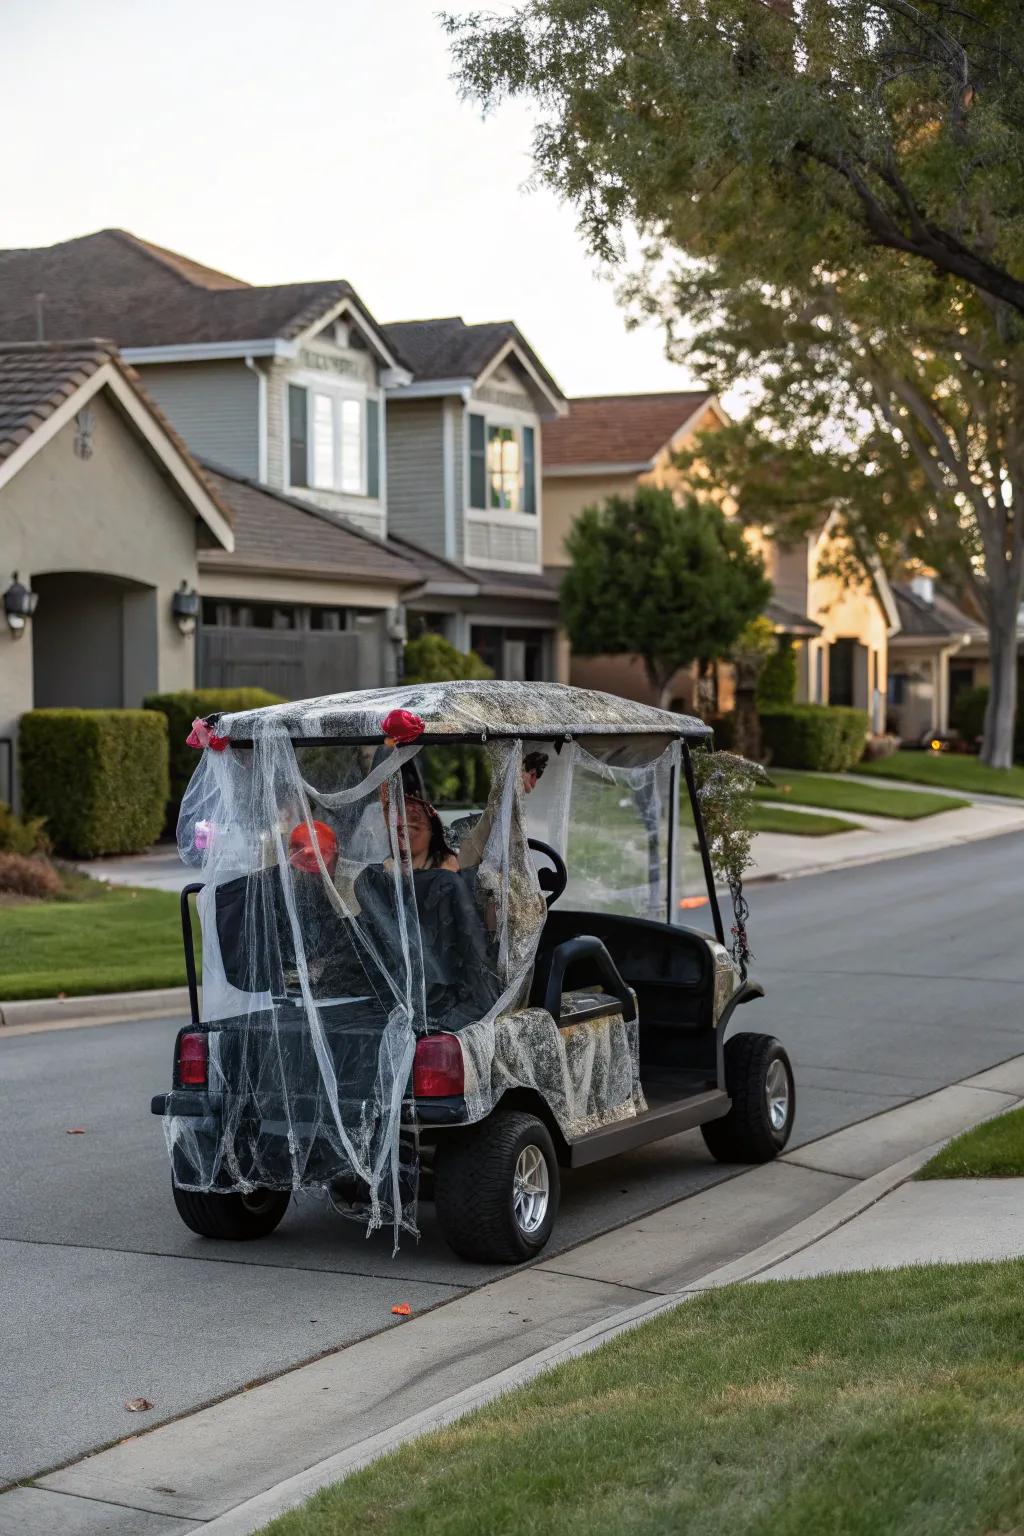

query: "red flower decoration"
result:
(186, 717), (229, 752)
(381, 708), (425, 747)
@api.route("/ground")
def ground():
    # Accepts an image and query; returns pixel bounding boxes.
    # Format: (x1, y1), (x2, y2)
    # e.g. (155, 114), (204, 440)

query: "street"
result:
(2, 831), (1023, 1488)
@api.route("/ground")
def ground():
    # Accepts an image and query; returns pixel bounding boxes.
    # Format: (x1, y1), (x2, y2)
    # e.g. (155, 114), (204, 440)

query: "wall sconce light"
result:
(172, 581), (200, 637)
(4, 573), (38, 637)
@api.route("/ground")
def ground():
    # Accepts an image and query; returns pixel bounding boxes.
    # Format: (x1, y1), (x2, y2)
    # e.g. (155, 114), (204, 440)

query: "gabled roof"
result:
(199, 464), (422, 588)
(543, 391), (719, 471)
(891, 583), (981, 640)
(382, 316), (566, 415)
(0, 340), (233, 549)
(0, 230), (400, 365)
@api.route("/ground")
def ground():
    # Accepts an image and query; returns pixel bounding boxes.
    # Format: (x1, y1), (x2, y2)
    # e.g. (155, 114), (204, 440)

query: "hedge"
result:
(950, 684), (1024, 760)
(20, 709), (169, 858)
(144, 687), (283, 827)
(759, 704), (869, 772)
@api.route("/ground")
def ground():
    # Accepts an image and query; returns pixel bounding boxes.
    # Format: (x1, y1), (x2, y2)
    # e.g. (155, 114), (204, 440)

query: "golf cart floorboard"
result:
(567, 1085), (730, 1167)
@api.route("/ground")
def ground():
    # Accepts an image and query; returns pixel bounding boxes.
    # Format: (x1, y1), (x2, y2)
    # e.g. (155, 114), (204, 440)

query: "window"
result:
(467, 413), (538, 515)
(290, 384), (372, 495)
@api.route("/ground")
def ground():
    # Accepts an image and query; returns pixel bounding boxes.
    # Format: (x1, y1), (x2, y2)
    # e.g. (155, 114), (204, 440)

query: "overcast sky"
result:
(1, 0), (711, 400)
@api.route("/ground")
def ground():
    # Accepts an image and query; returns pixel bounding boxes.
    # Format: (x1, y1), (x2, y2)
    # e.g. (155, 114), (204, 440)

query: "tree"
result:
(560, 487), (770, 709)
(446, 0), (1024, 766)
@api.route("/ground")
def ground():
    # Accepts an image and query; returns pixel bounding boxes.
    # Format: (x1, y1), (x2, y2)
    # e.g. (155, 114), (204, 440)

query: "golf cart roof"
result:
(218, 680), (711, 745)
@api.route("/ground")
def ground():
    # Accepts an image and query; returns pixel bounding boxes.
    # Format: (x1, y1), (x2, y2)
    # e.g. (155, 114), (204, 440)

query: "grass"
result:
(754, 769), (966, 819)
(0, 883), (192, 999)
(918, 1106), (1024, 1180)
(259, 1260), (1024, 1536)
(748, 803), (856, 836)
(857, 751), (1024, 799)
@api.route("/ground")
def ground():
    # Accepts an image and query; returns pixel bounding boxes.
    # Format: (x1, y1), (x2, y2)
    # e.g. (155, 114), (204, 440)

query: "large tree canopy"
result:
(560, 486), (770, 707)
(447, 0), (1024, 313)
(448, 0), (1024, 765)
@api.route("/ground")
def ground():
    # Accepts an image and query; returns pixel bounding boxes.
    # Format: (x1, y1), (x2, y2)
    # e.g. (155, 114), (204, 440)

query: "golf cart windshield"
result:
(171, 683), (715, 1245)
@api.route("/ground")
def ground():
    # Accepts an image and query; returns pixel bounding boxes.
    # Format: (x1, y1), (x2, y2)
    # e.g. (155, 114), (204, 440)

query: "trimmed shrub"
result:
(760, 704), (869, 772)
(20, 710), (168, 857)
(0, 801), (50, 856)
(404, 635), (494, 805)
(144, 688), (284, 827)
(757, 641), (798, 708)
(0, 852), (62, 899)
(950, 684), (1024, 759)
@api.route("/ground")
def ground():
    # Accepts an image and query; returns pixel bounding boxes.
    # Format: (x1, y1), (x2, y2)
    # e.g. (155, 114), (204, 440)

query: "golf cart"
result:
(152, 681), (793, 1263)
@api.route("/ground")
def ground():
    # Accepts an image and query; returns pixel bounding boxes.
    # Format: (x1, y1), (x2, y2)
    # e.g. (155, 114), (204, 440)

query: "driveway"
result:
(2, 830), (1023, 1486)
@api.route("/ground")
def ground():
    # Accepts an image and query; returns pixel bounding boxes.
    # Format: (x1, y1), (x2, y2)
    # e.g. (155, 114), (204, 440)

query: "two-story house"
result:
(0, 229), (423, 696)
(543, 391), (898, 728)
(383, 317), (569, 681)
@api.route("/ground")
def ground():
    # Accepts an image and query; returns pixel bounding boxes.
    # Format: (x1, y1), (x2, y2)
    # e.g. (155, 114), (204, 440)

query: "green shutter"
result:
(522, 425), (536, 514)
(288, 385), (308, 487)
(366, 397), (380, 500)
(468, 412), (486, 509)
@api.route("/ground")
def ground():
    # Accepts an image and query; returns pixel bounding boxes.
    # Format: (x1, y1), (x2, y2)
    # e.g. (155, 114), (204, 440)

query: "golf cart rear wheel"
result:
(433, 1110), (560, 1264)
(701, 1033), (794, 1163)
(172, 1182), (290, 1240)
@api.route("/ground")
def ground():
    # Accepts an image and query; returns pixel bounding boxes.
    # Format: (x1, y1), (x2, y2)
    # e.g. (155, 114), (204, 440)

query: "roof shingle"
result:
(382, 316), (565, 405)
(0, 340), (114, 463)
(891, 583), (980, 638)
(0, 230), (359, 350)
(543, 391), (716, 469)
(199, 466), (422, 588)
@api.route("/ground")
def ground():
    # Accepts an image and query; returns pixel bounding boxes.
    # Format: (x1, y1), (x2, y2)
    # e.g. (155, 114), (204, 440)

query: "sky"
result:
(0, 0), (709, 400)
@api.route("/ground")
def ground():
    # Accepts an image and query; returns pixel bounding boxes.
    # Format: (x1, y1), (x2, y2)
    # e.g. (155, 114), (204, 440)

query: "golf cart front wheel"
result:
(172, 1181), (290, 1240)
(701, 1033), (794, 1163)
(433, 1110), (560, 1264)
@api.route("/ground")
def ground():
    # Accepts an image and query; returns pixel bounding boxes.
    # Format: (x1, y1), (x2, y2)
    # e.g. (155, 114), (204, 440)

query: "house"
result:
(0, 340), (232, 805)
(543, 391), (896, 728)
(887, 577), (992, 742)
(383, 317), (570, 681)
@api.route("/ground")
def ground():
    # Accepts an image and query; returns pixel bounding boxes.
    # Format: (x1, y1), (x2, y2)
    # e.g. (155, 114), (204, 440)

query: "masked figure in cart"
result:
(153, 681), (794, 1262)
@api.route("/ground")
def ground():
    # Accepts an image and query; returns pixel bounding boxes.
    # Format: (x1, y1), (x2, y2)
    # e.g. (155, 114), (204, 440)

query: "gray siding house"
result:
(383, 317), (570, 681)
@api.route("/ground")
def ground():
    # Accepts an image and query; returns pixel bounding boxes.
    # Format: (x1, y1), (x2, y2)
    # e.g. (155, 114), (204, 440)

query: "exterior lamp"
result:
(172, 581), (200, 637)
(4, 573), (38, 637)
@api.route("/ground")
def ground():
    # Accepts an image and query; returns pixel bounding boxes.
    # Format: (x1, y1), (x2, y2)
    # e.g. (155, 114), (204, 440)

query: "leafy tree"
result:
(561, 487), (769, 708)
(758, 639), (798, 710)
(447, 0), (1024, 767)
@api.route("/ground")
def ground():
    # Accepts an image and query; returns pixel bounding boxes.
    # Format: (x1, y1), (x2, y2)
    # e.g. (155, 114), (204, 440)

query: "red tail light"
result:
(413, 1034), (464, 1098)
(177, 1031), (208, 1088)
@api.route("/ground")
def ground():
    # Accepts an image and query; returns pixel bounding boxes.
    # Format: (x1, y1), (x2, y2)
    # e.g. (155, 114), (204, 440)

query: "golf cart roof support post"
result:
(681, 742), (725, 947)
(666, 756), (680, 926)
(180, 882), (204, 1027)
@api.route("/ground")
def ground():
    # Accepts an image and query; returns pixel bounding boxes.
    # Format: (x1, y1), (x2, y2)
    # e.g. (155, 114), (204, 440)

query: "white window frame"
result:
(286, 371), (375, 499)
(464, 402), (542, 571)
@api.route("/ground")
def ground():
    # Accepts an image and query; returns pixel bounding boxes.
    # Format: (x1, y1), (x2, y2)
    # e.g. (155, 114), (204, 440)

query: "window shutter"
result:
(367, 397), (380, 500)
(288, 385), (308, 487)
(468, 412), (486, 509)
(522, 425), (536, 514)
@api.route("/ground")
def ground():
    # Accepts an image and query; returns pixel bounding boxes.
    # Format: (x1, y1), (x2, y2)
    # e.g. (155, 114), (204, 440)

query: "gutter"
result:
(122, 338), (298, 364)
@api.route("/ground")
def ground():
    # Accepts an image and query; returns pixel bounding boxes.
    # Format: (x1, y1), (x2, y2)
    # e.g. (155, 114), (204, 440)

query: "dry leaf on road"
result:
(125, 1398), (154, 1413)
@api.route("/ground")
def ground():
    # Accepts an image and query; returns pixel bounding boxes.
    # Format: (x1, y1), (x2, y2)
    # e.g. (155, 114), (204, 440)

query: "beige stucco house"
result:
(0, 341), (233, 805)
(544, 391), (897, 728)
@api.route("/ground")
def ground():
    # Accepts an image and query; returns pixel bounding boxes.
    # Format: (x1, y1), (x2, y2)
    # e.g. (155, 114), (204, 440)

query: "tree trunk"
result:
(981, 602), (1018, 769)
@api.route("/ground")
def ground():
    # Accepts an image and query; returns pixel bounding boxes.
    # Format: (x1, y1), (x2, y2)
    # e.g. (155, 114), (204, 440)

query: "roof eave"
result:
(543, 459), (656, 477)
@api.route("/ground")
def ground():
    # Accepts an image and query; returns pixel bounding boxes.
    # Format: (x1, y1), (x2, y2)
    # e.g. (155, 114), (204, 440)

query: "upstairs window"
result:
(289, 384), (379, 497)
(467, 413), (537, 515)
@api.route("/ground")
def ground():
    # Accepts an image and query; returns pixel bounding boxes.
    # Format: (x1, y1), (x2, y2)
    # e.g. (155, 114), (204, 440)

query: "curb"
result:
(745, 811), (1024, 886)
(0, 987), (191, 1033)
(197, 1081), (1023, 1535)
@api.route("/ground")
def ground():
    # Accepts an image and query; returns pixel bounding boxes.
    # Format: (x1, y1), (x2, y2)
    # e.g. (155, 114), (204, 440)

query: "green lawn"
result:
(918, 1106), (1024, 1180)
(748, 803), (856, 836)
(260, 1261), (1024, 1536)
(754, 769), (967, 819)
(0, 885), (191, 999)
(857, 751), (1024, 799)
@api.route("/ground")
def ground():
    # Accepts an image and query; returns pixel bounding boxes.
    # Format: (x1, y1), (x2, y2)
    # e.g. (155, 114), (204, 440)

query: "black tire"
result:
(433, 1110), (560, 1264)
(701, 1033), (794, 1163)
(172, 1181), (290, 1240)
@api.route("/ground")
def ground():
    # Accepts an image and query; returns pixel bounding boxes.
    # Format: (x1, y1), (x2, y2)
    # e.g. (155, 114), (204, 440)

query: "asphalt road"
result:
(2, 831), (1023, 1486)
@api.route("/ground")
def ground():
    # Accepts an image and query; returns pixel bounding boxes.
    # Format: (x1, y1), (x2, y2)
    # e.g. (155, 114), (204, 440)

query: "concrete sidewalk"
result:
(4, 1052), (1021, 1536)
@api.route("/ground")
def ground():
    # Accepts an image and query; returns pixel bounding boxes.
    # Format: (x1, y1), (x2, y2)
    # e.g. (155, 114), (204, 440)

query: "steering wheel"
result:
(528, 838), (568, 908)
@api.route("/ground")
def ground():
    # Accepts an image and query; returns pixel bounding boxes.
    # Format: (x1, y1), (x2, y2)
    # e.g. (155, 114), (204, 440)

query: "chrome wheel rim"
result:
(766, 1059), (790, 1133)
(513, 1144), (550, 1235)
